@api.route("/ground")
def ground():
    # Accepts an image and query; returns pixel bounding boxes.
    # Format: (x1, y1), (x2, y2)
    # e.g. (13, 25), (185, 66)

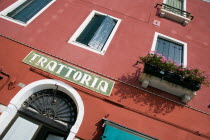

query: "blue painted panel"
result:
(102, 125), (145, 140)
(156, 38), (183, 65)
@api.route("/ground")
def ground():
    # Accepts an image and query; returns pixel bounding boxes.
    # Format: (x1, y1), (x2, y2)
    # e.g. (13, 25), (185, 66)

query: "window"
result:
(164, 0), (186, 15)
(151, 32), (187, 67)
(68, 10), (121, 55)
(156, 0), (193, 25)
(0, 0), (55, 26)
(0, 89), (77, 140)
(1, 114), (67, 140)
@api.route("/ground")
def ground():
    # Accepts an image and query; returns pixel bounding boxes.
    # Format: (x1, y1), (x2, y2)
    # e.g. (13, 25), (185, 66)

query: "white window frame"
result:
(151, 32), (187, 67)
(0, 0), (56, 26)
(203, 0), (210, 2)
(68, 10), (121, 55)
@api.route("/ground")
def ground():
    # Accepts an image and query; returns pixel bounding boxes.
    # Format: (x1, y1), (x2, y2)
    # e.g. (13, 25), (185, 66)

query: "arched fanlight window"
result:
(0, 88), (78, 140)
(22, 88), (77, 128)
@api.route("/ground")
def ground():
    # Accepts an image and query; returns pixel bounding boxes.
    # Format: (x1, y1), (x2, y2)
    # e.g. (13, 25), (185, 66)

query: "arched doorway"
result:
(0, 79), (84, 140)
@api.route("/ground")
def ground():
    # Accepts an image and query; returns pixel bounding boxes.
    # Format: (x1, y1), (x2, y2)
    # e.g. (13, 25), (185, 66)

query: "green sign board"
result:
(23, 51), (115, 96)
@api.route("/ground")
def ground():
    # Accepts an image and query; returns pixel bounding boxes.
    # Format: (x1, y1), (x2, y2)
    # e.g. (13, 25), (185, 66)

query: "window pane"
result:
(3, 117), (39, 140)
(156, 38), (183, 65)
(173, 44), (183, 65)
(7, 0), (52, 23)
(46, 134), (64, 140)
(166, 0), (183, 9)
(76, 15), (106, 45)
(165, 0), (183, 15)
(88, 16), (116, 51)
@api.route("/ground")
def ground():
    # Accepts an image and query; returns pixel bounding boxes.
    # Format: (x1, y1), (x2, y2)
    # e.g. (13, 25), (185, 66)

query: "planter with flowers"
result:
(137, 51), (210, 103)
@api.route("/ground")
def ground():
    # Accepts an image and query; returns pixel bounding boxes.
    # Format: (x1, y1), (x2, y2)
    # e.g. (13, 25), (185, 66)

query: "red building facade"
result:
(0, 0), (210, 139)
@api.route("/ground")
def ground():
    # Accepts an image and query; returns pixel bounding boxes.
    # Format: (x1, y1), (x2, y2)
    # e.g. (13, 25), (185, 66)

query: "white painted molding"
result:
(139, 73), (196, 103)
(159, 9), (191, 25)
(0, 79), (84, 140)
(68, 10), (121, 55)
(0, 104), (17, 135)
(0, 104), (7, 113)
(151, 32), (187, 67)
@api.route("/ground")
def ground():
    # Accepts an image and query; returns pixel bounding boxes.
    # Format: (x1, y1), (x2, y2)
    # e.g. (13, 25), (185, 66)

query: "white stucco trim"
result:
(0, 0), (56, 26)
(68, 10), (121, 55)
(151, 32), (187, 67)
(0, 104), (7, 113)
(0, 79), (84, 140)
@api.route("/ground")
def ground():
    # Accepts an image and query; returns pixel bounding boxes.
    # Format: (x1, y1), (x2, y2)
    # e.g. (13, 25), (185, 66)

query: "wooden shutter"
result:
(7, 0), (52, 23)
(155, 38), (183, 65)
(76, 15), (106, 46)
(88, 16), (116, 51)
(7, 0), (35, 18)
(166, 0), (183, 15)
(166, 0), (183, 9)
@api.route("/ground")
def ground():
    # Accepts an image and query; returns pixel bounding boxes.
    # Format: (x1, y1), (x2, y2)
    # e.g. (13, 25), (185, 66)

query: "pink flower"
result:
(161, 58), (165, 63)
(150, 50), (157, 54)
(162, 56), (167, 60)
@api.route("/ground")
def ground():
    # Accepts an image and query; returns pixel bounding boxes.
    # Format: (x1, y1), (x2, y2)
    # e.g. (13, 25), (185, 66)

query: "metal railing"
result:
(155, 3), (194, 20)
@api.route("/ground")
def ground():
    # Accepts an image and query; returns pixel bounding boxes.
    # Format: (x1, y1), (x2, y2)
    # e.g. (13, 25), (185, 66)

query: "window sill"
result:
(68, 40), (106, 55)
(0, 15), (27, 26)
(159, 8), (191, 26)
(139, 73), (197, 103)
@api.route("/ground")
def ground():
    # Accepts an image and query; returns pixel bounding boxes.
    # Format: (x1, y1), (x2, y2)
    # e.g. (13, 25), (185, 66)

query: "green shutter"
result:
(155, 38), (183, 65)
(76, 15), (106, 46)
(166, 0), (183, 10)
(7, 0), (52, 23)
(7, 0), (35, 18)
(88, 16), (116, 51)
(165, 0), (184, 15)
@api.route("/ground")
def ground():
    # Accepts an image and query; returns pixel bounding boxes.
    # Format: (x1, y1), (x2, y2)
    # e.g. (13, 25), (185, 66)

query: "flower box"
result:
(143, 63), (201, 91)
(136, 52), (209, 103)
(139, 72), (196, 103)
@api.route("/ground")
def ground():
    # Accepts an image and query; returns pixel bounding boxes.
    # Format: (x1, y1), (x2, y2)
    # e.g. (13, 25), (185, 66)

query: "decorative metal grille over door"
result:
(22, 88), (78, 129)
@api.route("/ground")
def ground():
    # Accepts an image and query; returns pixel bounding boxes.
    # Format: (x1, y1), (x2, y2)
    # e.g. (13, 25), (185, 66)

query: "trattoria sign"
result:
(23, 51), (115, 96)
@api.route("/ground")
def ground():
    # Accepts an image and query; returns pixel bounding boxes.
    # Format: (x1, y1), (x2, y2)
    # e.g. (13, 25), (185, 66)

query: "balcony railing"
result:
(155, 3), (194, 20)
